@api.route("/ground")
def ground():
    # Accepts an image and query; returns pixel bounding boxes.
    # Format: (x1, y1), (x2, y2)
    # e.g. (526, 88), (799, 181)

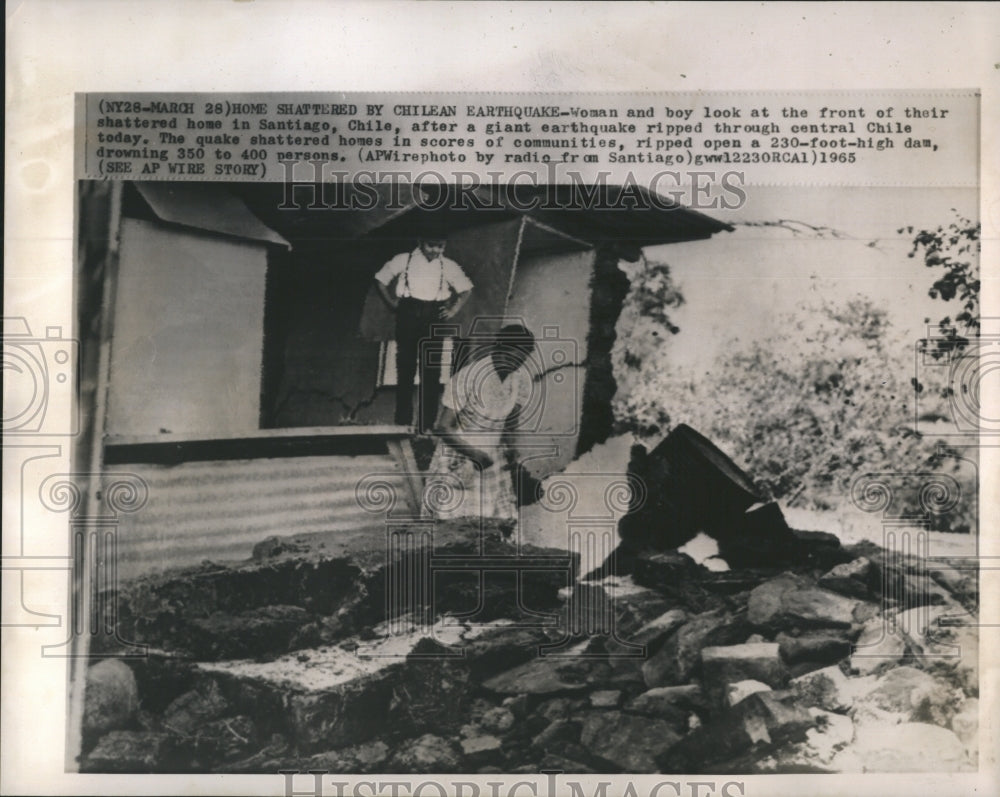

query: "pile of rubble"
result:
(79, 427), (980, 774)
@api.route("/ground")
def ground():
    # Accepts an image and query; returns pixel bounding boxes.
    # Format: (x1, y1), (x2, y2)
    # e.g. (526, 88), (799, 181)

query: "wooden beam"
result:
(386, 437), (424, 515)
(105, 424), (412, 448)
(103, 424), (416, 465)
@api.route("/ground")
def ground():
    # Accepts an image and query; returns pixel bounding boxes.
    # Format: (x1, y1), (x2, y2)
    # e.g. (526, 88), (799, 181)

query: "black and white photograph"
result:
(65, 165), (984, 777)
(3, 4), (998, 797)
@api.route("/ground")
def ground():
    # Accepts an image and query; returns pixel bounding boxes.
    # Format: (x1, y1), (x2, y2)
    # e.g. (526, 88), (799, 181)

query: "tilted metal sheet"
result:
(113, 454), (408, 580)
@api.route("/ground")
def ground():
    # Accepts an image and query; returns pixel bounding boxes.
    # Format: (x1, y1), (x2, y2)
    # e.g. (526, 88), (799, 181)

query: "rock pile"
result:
(79, 521), (978, 774)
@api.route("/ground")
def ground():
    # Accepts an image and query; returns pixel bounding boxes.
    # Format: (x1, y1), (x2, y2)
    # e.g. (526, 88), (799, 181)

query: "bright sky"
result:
(643, 185), (979, 369)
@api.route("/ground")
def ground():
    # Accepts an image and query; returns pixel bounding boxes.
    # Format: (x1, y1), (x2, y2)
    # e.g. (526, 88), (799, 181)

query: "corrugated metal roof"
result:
(115, 453), (409, 580)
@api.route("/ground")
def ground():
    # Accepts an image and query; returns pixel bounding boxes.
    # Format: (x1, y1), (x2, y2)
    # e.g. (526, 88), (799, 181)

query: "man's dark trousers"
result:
(394, 297), (448, 430)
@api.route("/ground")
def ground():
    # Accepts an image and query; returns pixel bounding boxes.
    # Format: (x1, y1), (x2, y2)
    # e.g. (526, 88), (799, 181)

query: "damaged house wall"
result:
(504, 247), (596, 477)
(81, 182), (733, 580)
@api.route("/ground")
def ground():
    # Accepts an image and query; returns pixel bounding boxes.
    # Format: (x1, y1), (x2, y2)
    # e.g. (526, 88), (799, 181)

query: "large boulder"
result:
(748, 574), (868, 630)
(83, 660), (139, 738)
(625, 683), (707, 729)
(831, 722), (971, 772)
(850, 616), (907, 675)
(483, 657), (591, 695)
(819, 558), (876, 599)
(896, 605), (979, 695)
(80, 730), (178, 773)
(642, 608), (748, 687)
(162, 679), (231, 736)
(579, 710), (683, 772)
(305, 740), (389, 774)
(789, 665), (857, 713)
(658, 691), (815, 772)
(753, 708), (855, 773)
(851, 666), (963, 727)
(386, 734), (461, 773)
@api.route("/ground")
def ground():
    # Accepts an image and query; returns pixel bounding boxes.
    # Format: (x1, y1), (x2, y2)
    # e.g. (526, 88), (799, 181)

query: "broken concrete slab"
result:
(183, 605), (313, 660)
(194, 624), (478, 753)
(701, 642), (787, 694)
(777, 630), (852, 668)
(101, 522), (577, 660)
(727, 680), (773, 706)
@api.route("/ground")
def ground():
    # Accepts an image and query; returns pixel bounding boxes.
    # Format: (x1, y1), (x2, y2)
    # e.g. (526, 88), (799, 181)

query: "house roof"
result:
(134, 183), (292, 248)
(237, 182), (732, 255)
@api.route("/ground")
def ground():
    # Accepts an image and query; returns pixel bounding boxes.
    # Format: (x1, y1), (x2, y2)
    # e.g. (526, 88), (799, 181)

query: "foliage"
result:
(611, 258), (685, 438)
(612, 264), (973, 531)
(901, 212), (981, 360)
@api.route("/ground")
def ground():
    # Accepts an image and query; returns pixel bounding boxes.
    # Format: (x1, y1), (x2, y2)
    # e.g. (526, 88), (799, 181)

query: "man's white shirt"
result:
(374, 247), (473, 302)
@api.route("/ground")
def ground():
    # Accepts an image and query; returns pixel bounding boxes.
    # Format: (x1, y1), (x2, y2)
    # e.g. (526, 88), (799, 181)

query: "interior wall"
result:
(271, 219), (522, 428)
(107, 218), (268, 437)
(504, 248), (596, 477)
(268, 244), (384, 427)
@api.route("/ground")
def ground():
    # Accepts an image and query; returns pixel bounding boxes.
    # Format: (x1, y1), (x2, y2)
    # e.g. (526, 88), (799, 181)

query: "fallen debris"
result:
(81, 425), (979, 774)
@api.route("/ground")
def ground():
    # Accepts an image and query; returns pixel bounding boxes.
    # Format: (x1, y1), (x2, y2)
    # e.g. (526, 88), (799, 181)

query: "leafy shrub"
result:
(612, 260), (975, 532)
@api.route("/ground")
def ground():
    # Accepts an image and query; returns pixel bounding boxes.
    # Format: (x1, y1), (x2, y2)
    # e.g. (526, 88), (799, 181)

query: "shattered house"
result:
(73, 181), (979, 775)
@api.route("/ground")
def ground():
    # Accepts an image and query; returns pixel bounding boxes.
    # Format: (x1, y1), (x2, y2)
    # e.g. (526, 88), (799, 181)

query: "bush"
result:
(612, 264), (974, 532)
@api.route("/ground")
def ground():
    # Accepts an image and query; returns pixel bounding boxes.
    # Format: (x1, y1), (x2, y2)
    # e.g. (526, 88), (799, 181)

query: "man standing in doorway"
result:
(374, 235), (473, 431)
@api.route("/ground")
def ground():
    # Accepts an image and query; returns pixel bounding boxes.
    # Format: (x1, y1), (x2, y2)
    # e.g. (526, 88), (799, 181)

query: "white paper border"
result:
(4, 2), (998, 795)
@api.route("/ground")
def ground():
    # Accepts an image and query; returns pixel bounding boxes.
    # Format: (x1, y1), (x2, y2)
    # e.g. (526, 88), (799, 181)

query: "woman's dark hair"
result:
(496, 323), (535, 356)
